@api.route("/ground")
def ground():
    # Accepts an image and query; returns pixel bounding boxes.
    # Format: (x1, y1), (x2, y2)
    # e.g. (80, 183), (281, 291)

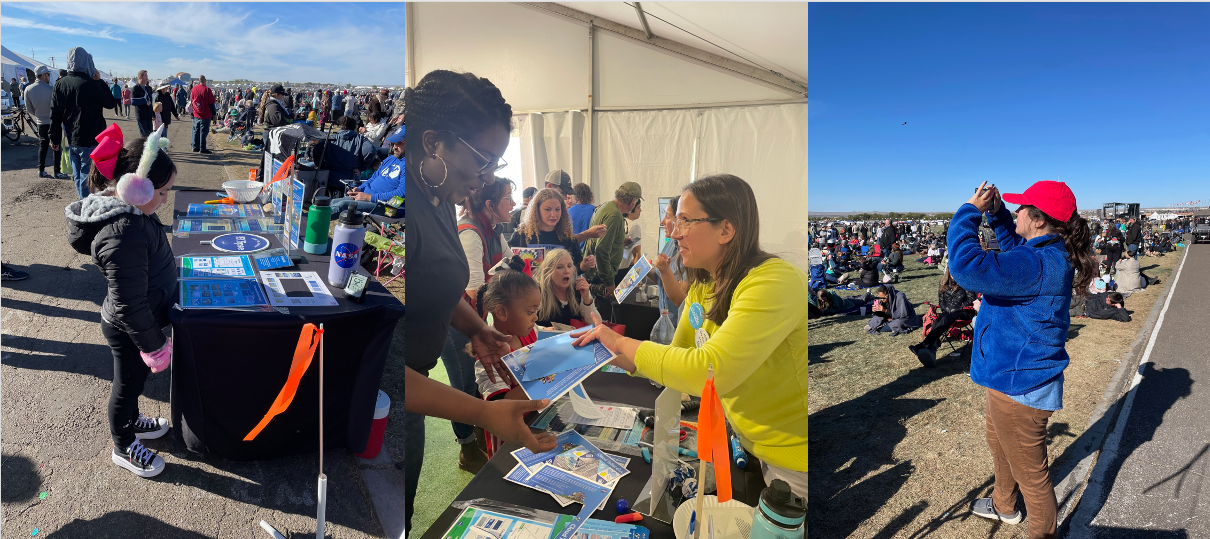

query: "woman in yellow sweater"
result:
(573, 174), (809, 498)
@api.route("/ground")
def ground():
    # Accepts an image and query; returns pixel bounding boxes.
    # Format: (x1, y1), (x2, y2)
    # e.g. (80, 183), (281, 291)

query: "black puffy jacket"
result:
(66, 191), (177, 353)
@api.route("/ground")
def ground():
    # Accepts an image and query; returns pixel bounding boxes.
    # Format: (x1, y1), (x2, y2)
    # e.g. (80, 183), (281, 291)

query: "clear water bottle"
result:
(650, 309), (675, 345)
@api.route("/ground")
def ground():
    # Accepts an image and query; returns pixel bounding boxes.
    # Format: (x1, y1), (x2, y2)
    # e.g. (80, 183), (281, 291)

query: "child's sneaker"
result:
(971, 498), (1022, 524)
(133, 413), (169, 440)
(112, 440), (166, 478)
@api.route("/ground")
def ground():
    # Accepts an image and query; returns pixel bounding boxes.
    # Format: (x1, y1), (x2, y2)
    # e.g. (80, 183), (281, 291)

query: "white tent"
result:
(406, 2), (808, 268)
(2, 46), (64, 86)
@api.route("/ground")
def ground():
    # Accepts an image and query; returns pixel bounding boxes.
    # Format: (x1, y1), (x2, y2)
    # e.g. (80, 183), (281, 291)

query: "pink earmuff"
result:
(116, 173), (155, 206)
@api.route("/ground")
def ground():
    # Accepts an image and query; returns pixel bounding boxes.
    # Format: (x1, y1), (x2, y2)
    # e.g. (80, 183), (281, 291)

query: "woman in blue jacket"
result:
(947, 181), (1096, 539)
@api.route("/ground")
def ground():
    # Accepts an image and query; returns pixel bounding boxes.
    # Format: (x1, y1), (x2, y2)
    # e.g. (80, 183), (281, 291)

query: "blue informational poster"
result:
(522, 332), (602, 381)
(510, 431), (630, 484)
(186, 204), (265, 218)
(179, 255), (256, 278)
(613, 255), (652, 303)
(179, 277), (269, 309)
(501, 333), (615, 405)
(233, 218), (285, 234)
(252, 248), (293, 271)
(286, 178), (306, 250)
(526, 466), (613, 539)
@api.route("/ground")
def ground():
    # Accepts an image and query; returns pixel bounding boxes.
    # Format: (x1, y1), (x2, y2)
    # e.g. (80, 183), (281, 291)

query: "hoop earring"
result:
(419, 154), (449, 189)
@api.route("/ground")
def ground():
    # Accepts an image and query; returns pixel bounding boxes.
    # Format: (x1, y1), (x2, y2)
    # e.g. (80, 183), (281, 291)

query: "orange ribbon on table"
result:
(697, 370), (732, 502)
(264, 154), (296, 189)
(244, 323), (324, 441)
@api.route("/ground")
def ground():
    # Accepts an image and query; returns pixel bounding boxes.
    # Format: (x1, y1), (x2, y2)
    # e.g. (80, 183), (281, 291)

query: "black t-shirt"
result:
(509, 228), (583, 268)
(538, 298), (578, 327)
(404, 171), (470, 373)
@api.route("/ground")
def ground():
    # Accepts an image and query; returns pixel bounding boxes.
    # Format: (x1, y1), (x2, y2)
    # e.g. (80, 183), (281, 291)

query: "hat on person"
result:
(271, 84), (286, 95)
(35, 65), (50, 76)
(617, 181), (643, 201)
(155, 84), (171, 92)
(545, 169), (573, 195)
(1001, 180), (1077, 222)
(522, 186), (538, 199)
(386, 125), (405, 144)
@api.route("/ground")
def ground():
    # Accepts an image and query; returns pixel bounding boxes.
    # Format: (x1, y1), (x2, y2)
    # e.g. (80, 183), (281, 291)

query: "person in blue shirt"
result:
(330, 125), (404, 218)
(949, 181), (1097, 538)
(568, 182), (596, 242)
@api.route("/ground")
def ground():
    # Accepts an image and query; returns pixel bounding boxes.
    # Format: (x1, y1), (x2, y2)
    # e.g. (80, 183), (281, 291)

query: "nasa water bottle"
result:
(328, 207), (365, 287)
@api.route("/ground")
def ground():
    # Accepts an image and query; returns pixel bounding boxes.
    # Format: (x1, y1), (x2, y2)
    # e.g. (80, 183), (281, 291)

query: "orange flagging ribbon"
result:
(697, 375), (733, 502)
(244, 323), (324, 441)
(265, 154), (296, 189)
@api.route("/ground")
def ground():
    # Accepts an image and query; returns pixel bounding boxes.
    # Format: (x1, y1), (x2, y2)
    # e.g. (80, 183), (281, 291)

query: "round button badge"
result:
(688, 303), (705, 330)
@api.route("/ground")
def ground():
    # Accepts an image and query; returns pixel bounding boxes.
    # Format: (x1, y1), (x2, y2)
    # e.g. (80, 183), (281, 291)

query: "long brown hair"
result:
(939, 267), (959, 293)
(683, 174), (777, 325)
(1024, 205), (1097, 297)
(518, 188), (574, 242)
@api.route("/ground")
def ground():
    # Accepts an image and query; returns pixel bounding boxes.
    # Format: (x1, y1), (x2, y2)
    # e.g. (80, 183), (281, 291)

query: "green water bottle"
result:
(303, 195), (332, 254)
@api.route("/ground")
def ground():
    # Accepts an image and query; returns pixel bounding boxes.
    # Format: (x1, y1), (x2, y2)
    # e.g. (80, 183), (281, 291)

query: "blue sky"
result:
(2, 2), (405, 86)
(809, 3), (1210, 213)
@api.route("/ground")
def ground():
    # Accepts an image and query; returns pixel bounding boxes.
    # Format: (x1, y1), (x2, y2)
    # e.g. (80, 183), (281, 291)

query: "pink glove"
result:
(140, 340), (172, 373)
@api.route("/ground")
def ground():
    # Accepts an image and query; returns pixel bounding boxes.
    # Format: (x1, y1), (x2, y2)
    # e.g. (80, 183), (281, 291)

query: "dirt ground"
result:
(807, 245), (1184, 539)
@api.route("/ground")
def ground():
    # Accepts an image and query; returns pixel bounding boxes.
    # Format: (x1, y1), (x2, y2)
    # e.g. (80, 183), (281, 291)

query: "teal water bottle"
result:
(750, 480), (805, 539)
(304, 195), (332, 254)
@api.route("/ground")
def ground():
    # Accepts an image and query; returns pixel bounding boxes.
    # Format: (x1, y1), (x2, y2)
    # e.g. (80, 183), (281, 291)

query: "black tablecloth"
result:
(419, 370), (763, 539)
(169, 190), (404, 460)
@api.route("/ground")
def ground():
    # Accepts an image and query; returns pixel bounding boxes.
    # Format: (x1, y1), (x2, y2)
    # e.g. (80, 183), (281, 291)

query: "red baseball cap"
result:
(1001, 181), (1077, 222)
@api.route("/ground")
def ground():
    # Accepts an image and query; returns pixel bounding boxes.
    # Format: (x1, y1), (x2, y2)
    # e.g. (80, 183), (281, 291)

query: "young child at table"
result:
(65, 124), (176, 479)
(471, 256), (541, 456)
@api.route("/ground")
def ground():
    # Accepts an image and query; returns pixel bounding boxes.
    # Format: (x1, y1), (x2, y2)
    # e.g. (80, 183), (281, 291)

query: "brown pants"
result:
(985, 387), (1057, 539)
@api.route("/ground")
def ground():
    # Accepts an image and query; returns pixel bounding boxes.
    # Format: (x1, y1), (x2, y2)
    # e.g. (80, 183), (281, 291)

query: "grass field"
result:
(807, 244), (1184, 539)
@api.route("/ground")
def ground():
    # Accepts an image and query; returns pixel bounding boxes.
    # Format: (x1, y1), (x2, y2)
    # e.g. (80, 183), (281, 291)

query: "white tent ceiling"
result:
(568, 2), (806, 85)
(406, 2), (808, 267)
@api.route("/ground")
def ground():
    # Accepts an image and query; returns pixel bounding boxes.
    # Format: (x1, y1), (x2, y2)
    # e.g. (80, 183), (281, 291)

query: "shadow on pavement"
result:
(47, 511), (213, 538)
(1062, 364), (1193, 531)
(0, 453), (41, 504)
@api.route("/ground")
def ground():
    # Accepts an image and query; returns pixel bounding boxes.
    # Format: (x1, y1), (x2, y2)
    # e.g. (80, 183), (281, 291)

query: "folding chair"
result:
(861, 245), (870, 256)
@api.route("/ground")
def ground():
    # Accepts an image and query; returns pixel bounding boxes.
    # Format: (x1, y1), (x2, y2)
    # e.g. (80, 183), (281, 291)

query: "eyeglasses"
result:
(672, 216), (723, 231)
(442, 130), (508, 175)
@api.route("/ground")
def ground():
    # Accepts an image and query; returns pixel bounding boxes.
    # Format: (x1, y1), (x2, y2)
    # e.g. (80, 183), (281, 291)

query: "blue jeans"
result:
(329, 198), (383, 219)
(191, 117), (211, 150)
(440, 329), (478, 444)
(1128, 243), (1138, 259)
(67, 145), (94, 199)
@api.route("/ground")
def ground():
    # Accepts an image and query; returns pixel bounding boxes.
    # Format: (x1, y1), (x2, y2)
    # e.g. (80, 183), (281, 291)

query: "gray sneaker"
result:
(971, 498), (1022, 524)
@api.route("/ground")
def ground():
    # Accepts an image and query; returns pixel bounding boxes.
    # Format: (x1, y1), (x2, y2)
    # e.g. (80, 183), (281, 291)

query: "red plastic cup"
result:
(356, 390), (391, 459)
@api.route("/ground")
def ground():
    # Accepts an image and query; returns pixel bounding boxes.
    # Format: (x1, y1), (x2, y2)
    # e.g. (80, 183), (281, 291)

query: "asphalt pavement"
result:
(1, 114), (401, 538)
(1067, 244), (1209, 538)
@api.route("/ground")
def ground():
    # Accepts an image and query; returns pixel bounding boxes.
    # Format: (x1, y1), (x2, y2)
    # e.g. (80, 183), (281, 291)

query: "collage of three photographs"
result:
(0, 2), (1207, 538)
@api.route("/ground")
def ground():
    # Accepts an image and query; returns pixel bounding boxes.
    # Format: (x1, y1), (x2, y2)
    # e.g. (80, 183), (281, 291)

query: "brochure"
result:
(234, 218), (286, 234)
(186, 203), (264, 218)
(613, 255), (652, 303)
(175, 218), (234, 234)
(260, 271), (339, 307)
(501, 336), (615, 405)
(441, 504), (648, 539)
(252, 248), (294, 271)
(527, 465), (613, 539)
(520, 331), (603, 381)
(511, 431), (630, 485)
(179, 255), (256, 278)
(179, 277), (269, 309)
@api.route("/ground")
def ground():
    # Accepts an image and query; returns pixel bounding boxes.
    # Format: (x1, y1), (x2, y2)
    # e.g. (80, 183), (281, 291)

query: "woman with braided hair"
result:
(402, 70), (556, 531)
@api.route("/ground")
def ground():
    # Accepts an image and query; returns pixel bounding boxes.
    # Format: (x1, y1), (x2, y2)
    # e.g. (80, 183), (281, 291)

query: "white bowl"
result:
(222, 180), (264, 203)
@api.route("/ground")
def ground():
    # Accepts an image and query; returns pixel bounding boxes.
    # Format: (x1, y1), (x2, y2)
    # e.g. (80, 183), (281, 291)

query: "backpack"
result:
(808, 264), (826, 290)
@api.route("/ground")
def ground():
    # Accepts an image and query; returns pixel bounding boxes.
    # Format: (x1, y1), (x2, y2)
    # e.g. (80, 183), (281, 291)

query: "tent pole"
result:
(586, 22), (596, 196)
